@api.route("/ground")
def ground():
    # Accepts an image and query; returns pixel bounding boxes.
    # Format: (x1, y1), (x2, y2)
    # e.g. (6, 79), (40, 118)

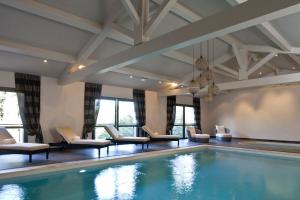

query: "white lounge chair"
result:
(104, 125), (150, 150)
(0, 127), (49, 163)
(215, 125), (232, 141)
(142, 125), (180, 147)
(186, 127), (210, 143)
(54, 127), (111, 157)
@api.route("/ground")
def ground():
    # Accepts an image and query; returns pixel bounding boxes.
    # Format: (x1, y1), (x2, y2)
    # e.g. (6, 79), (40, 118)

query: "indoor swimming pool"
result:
(0, 147), (300, 200)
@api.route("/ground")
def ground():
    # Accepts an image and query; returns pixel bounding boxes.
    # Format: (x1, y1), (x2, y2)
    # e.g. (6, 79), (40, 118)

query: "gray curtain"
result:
(133, 89), (146, 137)
(193, 97), (201, 131)
(82, 83), (102, 139)
(166, 96), (176, 135)
(15, 73), (43, 143)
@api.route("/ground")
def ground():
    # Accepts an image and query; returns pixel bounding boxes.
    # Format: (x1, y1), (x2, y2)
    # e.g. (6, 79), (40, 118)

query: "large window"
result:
(172, 105), (196, 138)
(0, 91), (23, 142)
(95, 98), (137, 139)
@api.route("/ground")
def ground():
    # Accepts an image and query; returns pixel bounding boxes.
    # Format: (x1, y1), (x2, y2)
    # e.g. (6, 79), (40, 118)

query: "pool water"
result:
(1, 149), (300, 200)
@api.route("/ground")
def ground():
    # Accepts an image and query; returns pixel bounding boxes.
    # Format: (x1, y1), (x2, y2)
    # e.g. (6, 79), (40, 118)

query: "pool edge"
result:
(1, 145), (300, 180)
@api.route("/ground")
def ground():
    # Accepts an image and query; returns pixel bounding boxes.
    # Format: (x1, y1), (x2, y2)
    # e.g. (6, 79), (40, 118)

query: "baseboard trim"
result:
(231, 137), (300, 144)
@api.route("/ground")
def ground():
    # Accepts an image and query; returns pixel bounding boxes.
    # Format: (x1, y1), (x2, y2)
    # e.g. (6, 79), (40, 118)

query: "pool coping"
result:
(1, 145), (300, 180)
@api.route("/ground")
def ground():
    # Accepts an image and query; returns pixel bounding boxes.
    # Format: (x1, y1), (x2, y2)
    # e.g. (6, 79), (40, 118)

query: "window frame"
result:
(172, 104), (196, 139)
(0, 87), (24, 142)
(94, 97), (138, 139)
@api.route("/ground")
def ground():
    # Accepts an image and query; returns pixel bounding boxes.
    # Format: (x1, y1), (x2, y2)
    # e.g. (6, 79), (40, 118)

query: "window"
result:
(0, 91), (23, 142)
(95, 98), (137, 139)
(172, 105), (196, 138)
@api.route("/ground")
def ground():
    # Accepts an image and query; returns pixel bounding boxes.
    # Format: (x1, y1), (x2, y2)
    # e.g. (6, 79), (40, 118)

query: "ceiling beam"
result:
(215, 64), (239, 76)
(112, 66), (180, 82)
(219, 72), (300, 91)
(110, 23), (134, 40)
(77, 28), (111, 62)
(0, 0), (136, 47)
(121, 0), (140, 25)
(59, 0), (300, 85)
(212, 68), (239, 80)
(247, 52), (276, 76)
(145, 0), (178, 36)
(232, 44), (248, 69)
(152, 0), (243, 47)
(162, 51), (193, 65)
(227, 0), (300, 67)
(109, 27), (135, 46)
(159, 72), (300, 96)
(0, 38), (95, 65)
(0, 0), (102, 34)
(245, 45), (300, 55)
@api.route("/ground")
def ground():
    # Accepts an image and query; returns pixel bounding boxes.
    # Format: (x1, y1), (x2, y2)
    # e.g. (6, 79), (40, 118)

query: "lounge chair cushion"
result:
(0, 138), (16, 144)
(187, 127), (197, 136)
(216, 125), (226, 133)
(150, 135), (180, 139)
(71, 139), (111, 146)
(104, 125), (120, 140)
(0, 127), (14, 140)
(117, 136), (149, 142)
(194, 134), (210, 139)
(142, 126), (158, 137)
(143, 125), (179, 139)
(0, 143), (49, 151)
(216, 133), (232, 138)
(56, 127), (78, 143)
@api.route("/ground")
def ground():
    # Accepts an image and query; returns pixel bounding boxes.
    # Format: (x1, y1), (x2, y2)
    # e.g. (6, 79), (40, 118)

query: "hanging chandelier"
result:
(185, 39), (220, 100)
(187, 46), (199, 96)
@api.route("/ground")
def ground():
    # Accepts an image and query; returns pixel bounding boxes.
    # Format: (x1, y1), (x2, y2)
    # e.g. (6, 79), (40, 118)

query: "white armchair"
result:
(215, 125), (232, 141)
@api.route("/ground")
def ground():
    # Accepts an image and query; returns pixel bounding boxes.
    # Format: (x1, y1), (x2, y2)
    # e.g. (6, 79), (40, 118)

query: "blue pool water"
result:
(1, 149), (300, 200)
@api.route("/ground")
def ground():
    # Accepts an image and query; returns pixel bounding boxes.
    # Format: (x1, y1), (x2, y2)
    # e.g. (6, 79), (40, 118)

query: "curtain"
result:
(166, 96), (176, 135)
(193, 97), (201, 131)
(133, 89), (146, 137)
(15, 73), (43, 143)
(82, 83), (102, 139)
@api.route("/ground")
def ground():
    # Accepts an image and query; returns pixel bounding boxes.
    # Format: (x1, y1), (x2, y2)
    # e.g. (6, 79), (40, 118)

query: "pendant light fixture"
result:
(188, 46), (199, 96)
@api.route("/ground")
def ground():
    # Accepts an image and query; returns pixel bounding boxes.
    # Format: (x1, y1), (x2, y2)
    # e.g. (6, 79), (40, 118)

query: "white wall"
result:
(102, 85), (132, 99)
(145, 91), (167, 134)
(0, 71), (14, 88)
(205, 84), (300, 141)
(40, 77), (84, 142)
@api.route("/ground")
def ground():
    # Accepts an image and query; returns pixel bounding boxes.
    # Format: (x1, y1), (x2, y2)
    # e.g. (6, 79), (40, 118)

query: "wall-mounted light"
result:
(140, 78), (146, 82)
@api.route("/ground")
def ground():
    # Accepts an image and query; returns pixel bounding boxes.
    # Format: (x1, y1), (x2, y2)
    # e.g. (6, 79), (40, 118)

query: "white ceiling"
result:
(0, 0), (299, 91)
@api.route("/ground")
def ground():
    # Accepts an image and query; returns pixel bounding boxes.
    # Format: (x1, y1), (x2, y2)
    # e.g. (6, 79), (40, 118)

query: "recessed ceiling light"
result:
(259, 72), (262, 75)
(170, 82), (178, 87)
(129, 75), (133, 79)
(79, 170), (86, 173)
(292, 67), (296, 70)
(78, 64), (86, 70)
(158, 80), (163, 84)
(43, 59), (48, 63)
(275, 54), (278, 57)
(141, 78), (146, 82)
(180, 85), (184, 88)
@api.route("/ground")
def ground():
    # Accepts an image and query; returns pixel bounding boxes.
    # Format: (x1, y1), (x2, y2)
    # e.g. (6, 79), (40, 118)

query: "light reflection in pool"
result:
(170, 154), (196, 194)
(94, 164), (140, 200)
(0, 184), (24, 200)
